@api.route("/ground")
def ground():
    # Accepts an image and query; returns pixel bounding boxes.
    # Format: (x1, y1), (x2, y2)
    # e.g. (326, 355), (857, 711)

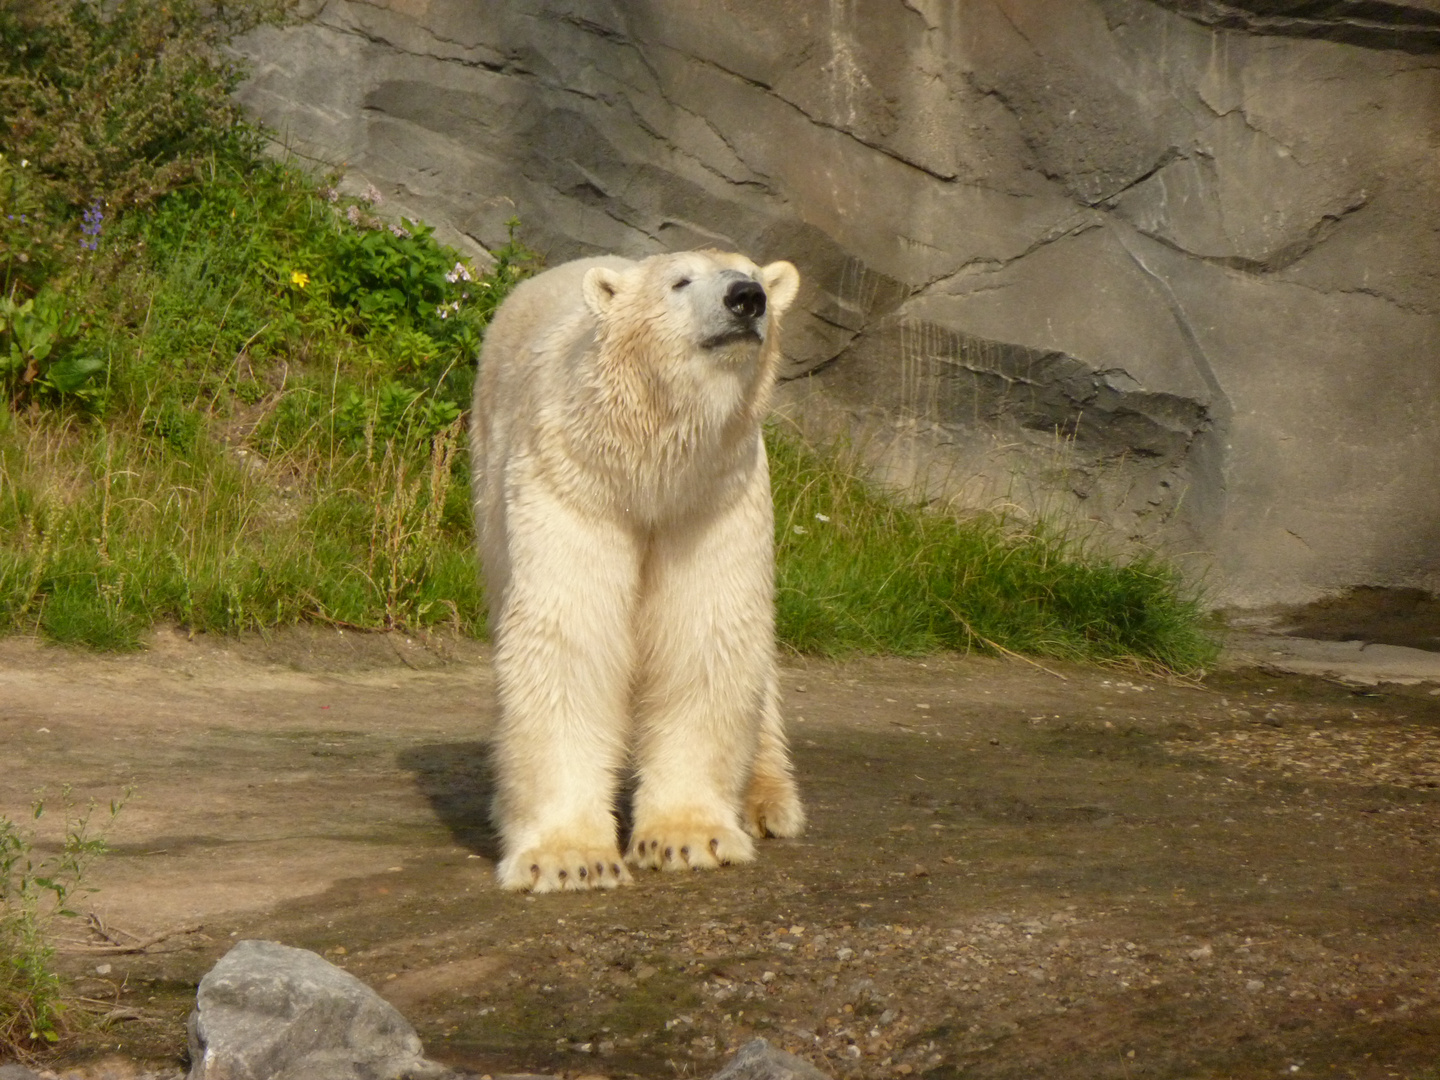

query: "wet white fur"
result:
(471, 249), (806, 892)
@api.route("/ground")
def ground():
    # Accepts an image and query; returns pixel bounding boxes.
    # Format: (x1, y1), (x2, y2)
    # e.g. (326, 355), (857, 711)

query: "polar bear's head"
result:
(581, 250), (801, 361)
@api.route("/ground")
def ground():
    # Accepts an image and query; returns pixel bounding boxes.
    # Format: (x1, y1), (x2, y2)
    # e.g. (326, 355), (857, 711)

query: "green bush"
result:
(0, 0), (277, 210)
(0, 151), (67, 297)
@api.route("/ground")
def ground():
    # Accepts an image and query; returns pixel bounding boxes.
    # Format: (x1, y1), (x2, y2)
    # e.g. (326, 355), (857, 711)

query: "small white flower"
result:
(792, 525), (808, 535)
(815, 513), (831, 522)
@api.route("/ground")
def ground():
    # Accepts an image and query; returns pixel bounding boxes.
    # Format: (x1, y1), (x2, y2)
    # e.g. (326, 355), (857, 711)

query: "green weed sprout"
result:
(0, 788), (129, 1057)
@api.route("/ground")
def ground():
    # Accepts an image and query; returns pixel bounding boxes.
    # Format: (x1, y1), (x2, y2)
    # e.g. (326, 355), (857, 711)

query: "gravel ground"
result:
(1, 631), (1437, 1079)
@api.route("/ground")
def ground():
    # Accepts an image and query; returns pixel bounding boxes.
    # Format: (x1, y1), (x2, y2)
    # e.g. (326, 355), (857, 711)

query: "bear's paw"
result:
(742, 772), (807, 839)
(498, 843), (633, 893)
(627, 817), (757, 872)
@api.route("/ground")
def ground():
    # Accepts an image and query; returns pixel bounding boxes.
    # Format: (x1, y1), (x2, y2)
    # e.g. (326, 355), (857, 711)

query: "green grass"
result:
(0, 410), (1216, 669)
(0, 147), (1219, 666)
(0, 414), (480, 649)
(768, 425), (1217, 673)
(0, 146), (504, 648)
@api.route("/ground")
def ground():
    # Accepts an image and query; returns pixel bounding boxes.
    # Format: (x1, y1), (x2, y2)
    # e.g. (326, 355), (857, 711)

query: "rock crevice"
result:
(1150, 0), (1440, 52)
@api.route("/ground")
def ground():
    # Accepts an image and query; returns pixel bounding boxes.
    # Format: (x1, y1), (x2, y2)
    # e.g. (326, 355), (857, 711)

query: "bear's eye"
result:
(671, 277), (691, 291)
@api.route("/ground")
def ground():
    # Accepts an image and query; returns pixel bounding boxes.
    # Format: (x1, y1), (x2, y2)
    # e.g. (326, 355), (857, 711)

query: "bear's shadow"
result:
(397, 742), (636, 864)
(397, 742), (502, 861)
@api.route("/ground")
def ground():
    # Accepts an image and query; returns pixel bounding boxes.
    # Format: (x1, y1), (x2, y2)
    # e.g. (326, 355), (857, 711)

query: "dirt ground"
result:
(1, 627), (1438, 1080)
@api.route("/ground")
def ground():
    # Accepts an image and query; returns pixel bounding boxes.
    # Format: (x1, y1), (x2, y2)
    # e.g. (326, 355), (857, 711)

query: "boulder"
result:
(711, 1038), (832, 1080)
(186, 939), (451, 1080)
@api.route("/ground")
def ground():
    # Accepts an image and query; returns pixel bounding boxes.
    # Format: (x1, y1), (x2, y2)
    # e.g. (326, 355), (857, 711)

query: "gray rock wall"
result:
(234, 0), (1440, 607)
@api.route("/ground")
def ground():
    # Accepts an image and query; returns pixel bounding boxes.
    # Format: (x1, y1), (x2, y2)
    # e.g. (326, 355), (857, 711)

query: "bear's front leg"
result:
(628, 466), (783, 873)
(489, 481), (638, 892)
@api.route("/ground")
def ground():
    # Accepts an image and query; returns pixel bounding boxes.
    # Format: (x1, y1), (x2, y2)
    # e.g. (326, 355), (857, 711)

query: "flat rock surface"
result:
(1, 628), (1437, 1079)
(1224, 632), (1440, 686)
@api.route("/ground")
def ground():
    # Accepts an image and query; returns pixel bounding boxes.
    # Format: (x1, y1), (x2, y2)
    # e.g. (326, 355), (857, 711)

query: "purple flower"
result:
(80, 199), (103, 251)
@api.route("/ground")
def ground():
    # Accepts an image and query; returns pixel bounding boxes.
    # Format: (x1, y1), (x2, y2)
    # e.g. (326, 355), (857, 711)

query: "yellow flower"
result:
(290, 270), (310, 289)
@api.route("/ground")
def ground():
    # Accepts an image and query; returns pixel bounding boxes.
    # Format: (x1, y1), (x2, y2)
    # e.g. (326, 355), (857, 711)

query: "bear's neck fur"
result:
(558, 310), (780, 526)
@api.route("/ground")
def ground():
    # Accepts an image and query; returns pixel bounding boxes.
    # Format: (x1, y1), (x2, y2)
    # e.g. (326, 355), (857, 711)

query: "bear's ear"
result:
(760, 261), (801, 317)
(582, 266), (623, 317)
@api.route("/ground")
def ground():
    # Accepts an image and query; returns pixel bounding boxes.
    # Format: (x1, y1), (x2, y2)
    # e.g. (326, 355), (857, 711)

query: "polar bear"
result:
(470, 249), (806, 893)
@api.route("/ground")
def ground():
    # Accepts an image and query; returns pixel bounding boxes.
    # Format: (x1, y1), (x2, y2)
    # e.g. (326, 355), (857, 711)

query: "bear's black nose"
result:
(724, 279), (766, 320)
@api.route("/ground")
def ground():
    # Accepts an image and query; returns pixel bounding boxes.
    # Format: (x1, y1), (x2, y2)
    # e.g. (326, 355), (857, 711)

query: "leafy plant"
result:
(323, 218), (453, 328)
(336, 379), (461, 446)
(0, 289), (102, 405)
(463, 217), (538, 328)
(0, 789), (128, 1056)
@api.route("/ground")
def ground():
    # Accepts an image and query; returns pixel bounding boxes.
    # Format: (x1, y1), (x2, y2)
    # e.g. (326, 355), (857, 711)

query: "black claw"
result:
(680, 845), (690, 861)
(578, 866), (588, 879)
(557, 869), (567, 881)
(664, 846), (674, 861)
(709, 838), (720, 856)
(595, 861), (605, 876)
(612, 863), (623, 876)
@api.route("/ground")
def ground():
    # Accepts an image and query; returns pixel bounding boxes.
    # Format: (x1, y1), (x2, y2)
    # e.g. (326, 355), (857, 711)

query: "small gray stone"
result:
(711, 1038), (833, 1080)
(187, 939), (452, 1080)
